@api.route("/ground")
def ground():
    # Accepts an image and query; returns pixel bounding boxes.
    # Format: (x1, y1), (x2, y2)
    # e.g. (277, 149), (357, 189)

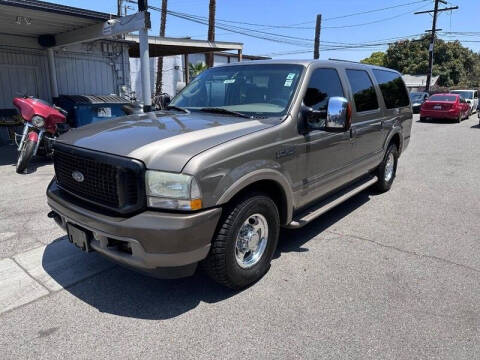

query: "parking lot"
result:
(1, 114), (479, 359)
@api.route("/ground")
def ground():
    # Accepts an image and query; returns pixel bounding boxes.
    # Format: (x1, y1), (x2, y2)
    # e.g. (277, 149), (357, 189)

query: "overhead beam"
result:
(55, 11), (150, 47)
(414, 6), (458, 15)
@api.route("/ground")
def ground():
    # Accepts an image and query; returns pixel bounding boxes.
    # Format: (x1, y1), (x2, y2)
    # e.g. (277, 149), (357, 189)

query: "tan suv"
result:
(47, 60), (412, 289)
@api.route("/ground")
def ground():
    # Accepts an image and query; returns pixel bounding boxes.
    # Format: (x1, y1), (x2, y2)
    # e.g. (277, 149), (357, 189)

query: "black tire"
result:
(202, 193), (280, 289)
(374, 144), (398, 193)
(419, 116), (426, 122)
(16, 140), (35, 174)
(457, 113), (462, 123)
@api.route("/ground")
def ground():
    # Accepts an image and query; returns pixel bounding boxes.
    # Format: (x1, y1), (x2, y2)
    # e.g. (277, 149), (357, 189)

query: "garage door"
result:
(0, 65), (40, 109)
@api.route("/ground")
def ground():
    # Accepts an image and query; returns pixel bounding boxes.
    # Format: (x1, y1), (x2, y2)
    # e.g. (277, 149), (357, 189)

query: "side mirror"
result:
(325, 97), (352, 132)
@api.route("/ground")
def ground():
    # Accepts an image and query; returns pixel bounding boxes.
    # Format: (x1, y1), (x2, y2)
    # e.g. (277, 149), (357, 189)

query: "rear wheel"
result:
(374, 144), (398, 193)
(202, 193), (280, 289)
(16, 139), (35, 174)
(457, 113), (462, 123)
(419, 116), (426, 122)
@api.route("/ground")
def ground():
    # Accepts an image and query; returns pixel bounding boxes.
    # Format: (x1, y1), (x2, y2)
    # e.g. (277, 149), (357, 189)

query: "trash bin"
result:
(55, 95), (129, 128)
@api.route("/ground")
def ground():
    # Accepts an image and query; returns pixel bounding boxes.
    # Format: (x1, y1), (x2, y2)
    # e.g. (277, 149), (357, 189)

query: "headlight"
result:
(145, 170), (202, 210)
(31, 115), (45, 128)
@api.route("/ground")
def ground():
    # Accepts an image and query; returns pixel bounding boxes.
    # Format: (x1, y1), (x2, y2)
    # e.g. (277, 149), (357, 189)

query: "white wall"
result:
(129, 55), (183, 99)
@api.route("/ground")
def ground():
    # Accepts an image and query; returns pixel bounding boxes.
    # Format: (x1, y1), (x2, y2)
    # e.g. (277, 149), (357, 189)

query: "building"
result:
(402, 74), (440, 93)
(0, 0), (247, 144)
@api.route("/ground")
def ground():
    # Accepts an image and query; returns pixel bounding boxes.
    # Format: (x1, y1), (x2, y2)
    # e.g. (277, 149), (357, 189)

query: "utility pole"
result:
(155, 0), (168, 96)
(138, 0), (152, 112)
(313, 14), (322, 60)
(117, 0), (123, 16)
(206, 0), (216, 68)
(415, 0), (458, 92)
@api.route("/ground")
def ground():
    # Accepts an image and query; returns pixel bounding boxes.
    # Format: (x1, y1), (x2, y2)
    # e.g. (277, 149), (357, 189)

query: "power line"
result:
(322, 3), (431, 29)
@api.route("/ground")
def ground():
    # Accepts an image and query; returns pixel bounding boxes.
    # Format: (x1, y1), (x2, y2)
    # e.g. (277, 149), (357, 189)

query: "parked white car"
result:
(450, 90), (478, 115)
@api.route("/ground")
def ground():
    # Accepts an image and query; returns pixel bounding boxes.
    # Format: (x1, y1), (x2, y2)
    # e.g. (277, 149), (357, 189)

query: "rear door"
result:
(345, 69), (384, 165)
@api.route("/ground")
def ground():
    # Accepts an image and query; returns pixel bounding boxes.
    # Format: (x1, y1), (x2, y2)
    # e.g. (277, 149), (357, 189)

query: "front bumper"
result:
(47, 180), (222, 278)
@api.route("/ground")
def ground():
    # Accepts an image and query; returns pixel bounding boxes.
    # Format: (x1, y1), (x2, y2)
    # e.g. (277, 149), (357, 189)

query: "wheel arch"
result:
(385, 128), (403, 155)
(216, 169), (294, 225)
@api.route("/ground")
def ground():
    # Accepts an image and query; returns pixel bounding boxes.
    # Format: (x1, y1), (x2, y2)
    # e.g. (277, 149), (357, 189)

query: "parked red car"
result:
(420, 93), (470, 123)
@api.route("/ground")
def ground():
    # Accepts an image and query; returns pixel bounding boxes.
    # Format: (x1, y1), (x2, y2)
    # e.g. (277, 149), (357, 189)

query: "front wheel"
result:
(374, 144), (398, 193)
(16, 139), (35, 174)
(202, 194), (280, 289)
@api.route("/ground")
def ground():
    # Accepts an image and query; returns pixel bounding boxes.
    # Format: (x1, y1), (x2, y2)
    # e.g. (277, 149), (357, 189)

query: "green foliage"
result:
(189, 62), (207, 78)
(379, 35), (480, 88)
(360, 51), (385, 66)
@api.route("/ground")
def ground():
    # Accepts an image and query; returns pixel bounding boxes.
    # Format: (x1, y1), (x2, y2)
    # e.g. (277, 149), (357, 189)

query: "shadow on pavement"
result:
(276, 190), (370, 257)
(416, 118), (459, 124)
(42, 189), (371, 320)
(0, 144), (52, 172)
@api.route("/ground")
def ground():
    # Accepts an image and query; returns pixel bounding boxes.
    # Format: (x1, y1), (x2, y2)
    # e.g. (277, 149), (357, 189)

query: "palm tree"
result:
(189, 62), (207, 79)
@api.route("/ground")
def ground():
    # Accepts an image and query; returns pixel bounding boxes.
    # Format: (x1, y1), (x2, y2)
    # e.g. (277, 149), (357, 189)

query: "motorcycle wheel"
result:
(16, 139), (35, 174)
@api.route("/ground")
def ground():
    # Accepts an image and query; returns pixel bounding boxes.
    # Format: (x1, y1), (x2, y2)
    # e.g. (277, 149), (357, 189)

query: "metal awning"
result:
(0, 0), (113, 38)
(126, 35), (243, 57)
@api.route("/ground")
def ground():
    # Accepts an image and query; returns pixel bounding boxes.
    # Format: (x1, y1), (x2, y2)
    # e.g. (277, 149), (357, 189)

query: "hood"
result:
(57, 111), (278, 172)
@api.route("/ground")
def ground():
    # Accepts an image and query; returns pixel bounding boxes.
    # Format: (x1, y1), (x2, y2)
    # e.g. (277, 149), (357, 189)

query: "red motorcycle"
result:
(13, 96), (68, 173)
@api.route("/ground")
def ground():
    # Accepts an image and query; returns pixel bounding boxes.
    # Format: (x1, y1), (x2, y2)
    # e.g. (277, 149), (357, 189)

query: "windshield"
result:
(429, 95), (457, 102)
(450, 90), (473, 99)
(410, 93), (425, 101)
(170, 64), (304, 117)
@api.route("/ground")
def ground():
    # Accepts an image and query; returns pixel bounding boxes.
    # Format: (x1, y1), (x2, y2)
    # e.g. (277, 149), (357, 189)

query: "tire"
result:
(374, 144), (398, 193)
(419, 116), (426, 122)
(16, 139), (35, 174)
(202, 193), (280, 289)
(457, 113), (462, 123)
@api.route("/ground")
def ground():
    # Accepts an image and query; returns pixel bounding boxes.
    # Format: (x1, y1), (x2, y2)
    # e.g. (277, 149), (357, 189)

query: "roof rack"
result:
(328, 58), (361, 64)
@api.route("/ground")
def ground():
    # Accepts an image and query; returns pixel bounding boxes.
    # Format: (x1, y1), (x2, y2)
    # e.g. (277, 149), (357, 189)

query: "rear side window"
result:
(304, 68), (344, 111)
(429, 95), (457, 102)
(372, 69), (410, 109)
(346, 69), (378, 112)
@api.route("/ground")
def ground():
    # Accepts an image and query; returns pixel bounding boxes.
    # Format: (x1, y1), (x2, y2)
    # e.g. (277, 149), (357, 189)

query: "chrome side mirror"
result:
(325, 97), (351, 132)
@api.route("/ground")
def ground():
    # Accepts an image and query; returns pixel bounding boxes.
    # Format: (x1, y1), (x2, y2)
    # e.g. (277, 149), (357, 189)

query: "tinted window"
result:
(451, 90), (473, 99)
(429, 95), (457, 102)
(373, 70), (410, 109)
(346, 69), (378, 112)
(304, 68), (344, 111)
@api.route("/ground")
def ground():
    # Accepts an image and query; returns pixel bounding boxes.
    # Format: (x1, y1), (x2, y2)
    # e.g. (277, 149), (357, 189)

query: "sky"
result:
(52, 0), (479, 61)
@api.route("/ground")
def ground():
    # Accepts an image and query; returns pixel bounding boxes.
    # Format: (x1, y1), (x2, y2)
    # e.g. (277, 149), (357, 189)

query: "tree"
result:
(189, 62), (207, 78)
(380, 35), (480, 88)
(360, 51), (385, 66)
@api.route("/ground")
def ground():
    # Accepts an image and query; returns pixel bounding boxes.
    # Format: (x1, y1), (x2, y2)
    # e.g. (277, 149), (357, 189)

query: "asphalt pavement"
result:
(0, 114), (479, 359)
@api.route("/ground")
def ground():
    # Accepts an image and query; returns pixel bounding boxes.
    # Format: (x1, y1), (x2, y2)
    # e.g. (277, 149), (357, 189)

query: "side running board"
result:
(286, 175), (378, 229)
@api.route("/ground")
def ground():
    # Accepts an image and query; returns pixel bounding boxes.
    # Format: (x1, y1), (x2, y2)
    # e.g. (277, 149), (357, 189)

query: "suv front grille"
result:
(53, 143), (145, 214)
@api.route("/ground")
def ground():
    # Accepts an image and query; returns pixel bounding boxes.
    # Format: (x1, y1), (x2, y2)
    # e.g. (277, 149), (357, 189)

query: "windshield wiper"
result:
(199, 107), (251, 119)
(165, 105), (190, 113)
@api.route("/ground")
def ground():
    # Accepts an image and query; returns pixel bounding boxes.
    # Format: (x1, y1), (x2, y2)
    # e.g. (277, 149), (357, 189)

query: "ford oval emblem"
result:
(72, 170), (84, 183)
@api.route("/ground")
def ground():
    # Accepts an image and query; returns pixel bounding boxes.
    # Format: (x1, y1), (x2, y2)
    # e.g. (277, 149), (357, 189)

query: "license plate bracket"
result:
(433, 105), (442, 110)
(67, 223), (92, 252)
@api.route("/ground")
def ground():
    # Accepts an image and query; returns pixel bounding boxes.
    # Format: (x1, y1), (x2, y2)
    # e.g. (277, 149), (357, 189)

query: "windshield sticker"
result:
(224, 79), (236, 84)
(284, 79), (293, 87)
(286, 73), (296, 80)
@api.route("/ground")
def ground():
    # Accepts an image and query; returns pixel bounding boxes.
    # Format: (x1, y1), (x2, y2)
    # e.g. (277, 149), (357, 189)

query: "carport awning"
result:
(0, 0), (113, 38)
(126, 35), (243, 57)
